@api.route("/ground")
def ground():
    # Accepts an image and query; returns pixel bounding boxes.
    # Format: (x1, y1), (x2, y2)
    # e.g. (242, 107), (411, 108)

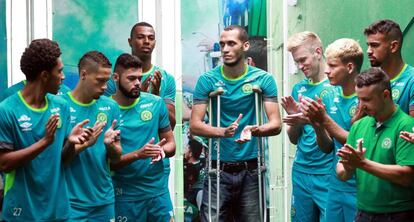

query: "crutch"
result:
(208, 87), (224, 222)
(253, 85), (267, 222)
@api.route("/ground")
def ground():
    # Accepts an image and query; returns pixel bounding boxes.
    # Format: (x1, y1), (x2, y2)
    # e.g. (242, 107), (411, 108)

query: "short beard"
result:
(118, 82), (140, 99)
(223, 56), (243, 67)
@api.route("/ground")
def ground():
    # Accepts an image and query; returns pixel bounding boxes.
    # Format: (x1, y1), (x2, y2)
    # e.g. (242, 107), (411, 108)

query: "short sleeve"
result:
(261, 73), (278, 102)
(0, 108), (15, 150)
(163, 72), (176, 105)
(159, 100), (171, 132)
(396, 120), (414, 166)
(193, 75), (212, 104)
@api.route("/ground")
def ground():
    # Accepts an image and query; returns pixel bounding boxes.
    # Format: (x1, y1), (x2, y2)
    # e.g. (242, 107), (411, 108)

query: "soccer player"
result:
(110, 53), (176, 221)
(0, 38), (92, 221)
(282, 31), (333, 222)
(301, 38), (364, 222)
(62, 51), (122, 221)
(190, 25), (282, 221)
(364, 19), (414, 116)
(337, 68), (414, 222)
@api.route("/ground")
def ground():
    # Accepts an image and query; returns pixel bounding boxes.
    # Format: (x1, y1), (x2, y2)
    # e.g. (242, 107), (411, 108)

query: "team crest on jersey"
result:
(392, 89), (400, 100)
(381, 137), (392, 149)
(298, 86), (307, 93)
(242, 83), (253, 94)
(349, 105), (357, 117)
(141, 110), (153, 121)
(96, 112), (108, 123)
(319, 90), (329, 99)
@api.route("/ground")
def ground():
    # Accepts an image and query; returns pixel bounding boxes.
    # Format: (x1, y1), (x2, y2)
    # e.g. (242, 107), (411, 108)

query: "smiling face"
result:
(219, 29), (249, 67)
(291, 45), (322, 79)
(128, 26), (156, 60)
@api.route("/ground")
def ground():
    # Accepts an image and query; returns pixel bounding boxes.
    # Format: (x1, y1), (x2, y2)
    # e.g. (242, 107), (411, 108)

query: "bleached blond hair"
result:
(287, 31), (322, 52)
(325, 38), (363, 72)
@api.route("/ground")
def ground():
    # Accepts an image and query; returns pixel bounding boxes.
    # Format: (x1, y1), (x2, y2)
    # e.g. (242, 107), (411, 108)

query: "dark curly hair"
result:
(78, 51), (112, 74)
(20, 39), (61, 81)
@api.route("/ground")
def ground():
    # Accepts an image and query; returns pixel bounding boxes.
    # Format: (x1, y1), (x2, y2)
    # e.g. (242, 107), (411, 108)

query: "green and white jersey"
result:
(347, 108), (414, 213)
(0, 92), (71, 221)
(390, 64), (414, 114)
(325, 87), (358, 192)
(0, 80), (71, 102)
(112, 92), (171, 201)
(291, 78), (334, 174)
(105, 65), (176, 105)
(193, 65), (278, 161)
(62, 93), (120, 208)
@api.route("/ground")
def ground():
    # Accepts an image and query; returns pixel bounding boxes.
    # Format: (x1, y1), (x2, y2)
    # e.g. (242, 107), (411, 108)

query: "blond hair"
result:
(325, 38), (363, 72)
(287, 31), (322, 52)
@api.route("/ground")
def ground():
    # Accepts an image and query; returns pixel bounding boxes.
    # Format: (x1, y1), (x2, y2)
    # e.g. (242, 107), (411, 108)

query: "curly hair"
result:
(78, 51), (112, 74)
(20, 39), (61, 81)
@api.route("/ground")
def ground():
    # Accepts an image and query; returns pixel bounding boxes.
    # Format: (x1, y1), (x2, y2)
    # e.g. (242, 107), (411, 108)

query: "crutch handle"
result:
(252, 85), (262, 94)
(209, 87), (224, 98)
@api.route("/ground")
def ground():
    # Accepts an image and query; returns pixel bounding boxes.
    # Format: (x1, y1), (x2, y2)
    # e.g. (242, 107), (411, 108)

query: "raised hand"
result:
(281, 96), (301, 114)
(140, 76), (152, 93)
(223, 113), (242, 138)
(43, 114), (61, 145)
(68, 119), (94, 145)
(150, 70), (162, 96)
(351, 102), (366, 124)
(151, 138), (168, 164)
(338, 139), (366, 168)
(104, 120), (121, 149)
(78, 121), (105, 149)
(282, 113), (310, 126)
(400, 127), (414, 143)
(235, 125), (261, 144)
(300, 95), (326, 125)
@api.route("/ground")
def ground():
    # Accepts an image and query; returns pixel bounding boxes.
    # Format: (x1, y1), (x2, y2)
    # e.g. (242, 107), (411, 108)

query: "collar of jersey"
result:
(142, 64), (155, 77)
(308, 78), (327, 86)
(68, 92), (96, 107)
(117, 97), (140, 110)
(340, 88), (357, 99)
(18, 90), (48, 112)
(390, 64), (408, 83)
(370, 105), (400, 127)
(221, 65), (248, 81)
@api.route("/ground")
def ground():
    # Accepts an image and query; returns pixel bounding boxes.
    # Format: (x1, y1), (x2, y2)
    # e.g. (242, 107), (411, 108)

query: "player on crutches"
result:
(190, 25), (282, 222)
